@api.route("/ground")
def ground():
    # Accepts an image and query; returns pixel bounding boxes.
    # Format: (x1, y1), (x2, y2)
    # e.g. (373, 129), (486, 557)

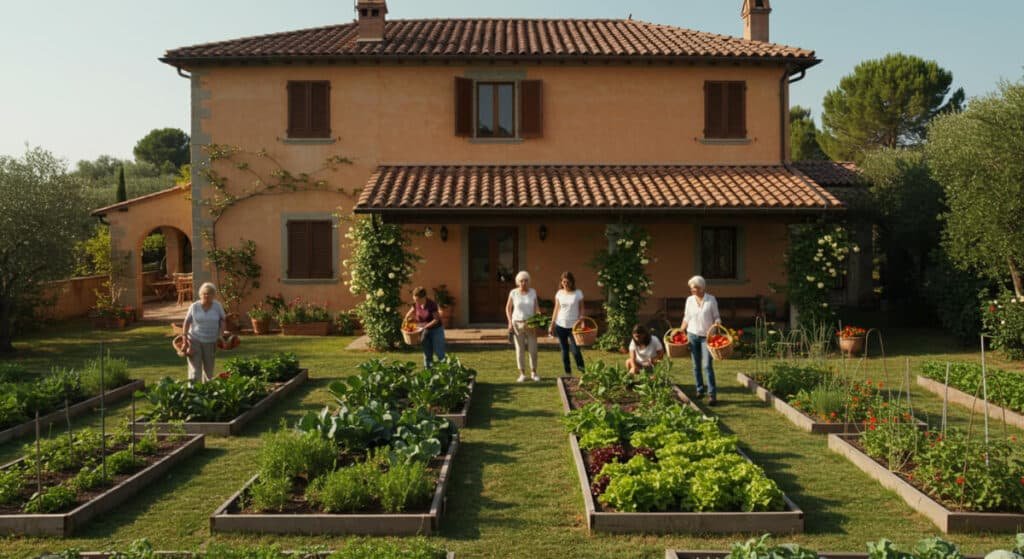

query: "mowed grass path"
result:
(0, 322), (1022, 558)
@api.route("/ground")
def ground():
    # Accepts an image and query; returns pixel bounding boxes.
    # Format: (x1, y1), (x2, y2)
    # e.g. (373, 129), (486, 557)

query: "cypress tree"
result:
(116, 165), (127, 202)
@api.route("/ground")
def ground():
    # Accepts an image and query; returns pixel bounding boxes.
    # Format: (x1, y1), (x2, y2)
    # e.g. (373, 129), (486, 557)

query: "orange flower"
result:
(956, 476), (965, 486)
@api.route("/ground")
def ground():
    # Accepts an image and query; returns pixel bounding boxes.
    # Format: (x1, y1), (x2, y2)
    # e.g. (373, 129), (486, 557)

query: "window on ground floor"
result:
(700, 226), (738, 280)
(286, 220), (334, 279)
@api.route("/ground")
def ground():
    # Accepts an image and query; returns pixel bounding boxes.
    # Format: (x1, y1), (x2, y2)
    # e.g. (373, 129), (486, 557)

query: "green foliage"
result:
(328, 356), (474, 413)
(0, 147), (92, 352)
(820, 53), (964, 161)
(0, 357), (130, 431)
(106, 449), (144, 475)
(343, 215), (421, 351)
(333, 309), (361, 335)
(23, 483), (77, 513)
(133, 127), (190, 171)
(222, 352), (301, 383)
(80, 353), (131, 396)
(0, 467), (23, 505)
(70, 464), (112, 492)
(921, 360), (1024, 413)
(377, 458), (434, 513)
(923, 248), (988, 343)
(258, 429), (337, 480)
(752, 362), (832, 400)
(306, 458), (378, 512)
(726, 534), (819, 559)
(141, 232), (165, 268)
(782, 223), (858, 330)
(983, 291), (1024, 360)
(591, 225), (653, 351)
(249, 474), (292, 513)
(296, 402), (453, 461)
(432, 284), (454, 307)
(116, 164), (127, 202)
(914, 430), (1024, 513)
(329, 538), (447, 559)
(142, 375), (268, 422)
(927, 79), (1024, 297)
(305, 450), (434, 514)
(207, 240), (261, 312)
(277, 298), (330, 324)
(790, 106), (827, 161)
(73, 224), (112, 277)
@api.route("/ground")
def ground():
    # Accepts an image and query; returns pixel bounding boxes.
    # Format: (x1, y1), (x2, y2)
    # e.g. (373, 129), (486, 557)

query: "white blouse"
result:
(629, 336), (664, 366)
(684, 294), (721, 337)
(185, 300), (225, 343)
(508, 288), (537, 321)
(554, 289), (584, 329)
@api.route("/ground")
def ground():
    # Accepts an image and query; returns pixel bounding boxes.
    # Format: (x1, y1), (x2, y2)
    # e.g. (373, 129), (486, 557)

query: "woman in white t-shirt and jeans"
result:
(679, 275), (721, 405)
(626, 324), (664, 374)
(506, 270), (541, 382)
(548, 271), (586, 375)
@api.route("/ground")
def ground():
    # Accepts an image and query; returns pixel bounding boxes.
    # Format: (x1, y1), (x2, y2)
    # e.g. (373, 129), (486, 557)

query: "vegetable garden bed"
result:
(828, 433), (1024, 533)
(210, 435), (459, 535)
(437, 379), (473, 429)
(737, 373), (926, 434)
(917, 361), (1024, 431)
(131, 369), (307, 436)
(0, 433), (204, 536)
(557, 369), (804, 534)
(0, 379), (144, 445)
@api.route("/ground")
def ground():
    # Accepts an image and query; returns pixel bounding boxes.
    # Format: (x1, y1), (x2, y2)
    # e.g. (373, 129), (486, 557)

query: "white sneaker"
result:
(516, 373), (526, 383)
(531, 373), (541, 382)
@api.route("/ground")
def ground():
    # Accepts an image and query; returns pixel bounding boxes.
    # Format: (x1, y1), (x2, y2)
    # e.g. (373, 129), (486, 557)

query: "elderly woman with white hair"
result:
(181, 282), (226, 384)
(679, 275), (722, 405)
(506, 270), (541, 382)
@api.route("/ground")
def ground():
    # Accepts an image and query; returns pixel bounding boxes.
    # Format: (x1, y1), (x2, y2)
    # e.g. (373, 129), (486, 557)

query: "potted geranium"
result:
(248, 302), (273, 335)
(278, 298), (331, 336)
(837, 325), (867, 355)
(433, 284), (455, 329)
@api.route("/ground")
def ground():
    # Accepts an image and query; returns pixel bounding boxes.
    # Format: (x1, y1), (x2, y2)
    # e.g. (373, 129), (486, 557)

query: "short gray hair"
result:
(515, 270), (531, 284)
(687, 275), (706, 290)
(198, 282), (217, 296)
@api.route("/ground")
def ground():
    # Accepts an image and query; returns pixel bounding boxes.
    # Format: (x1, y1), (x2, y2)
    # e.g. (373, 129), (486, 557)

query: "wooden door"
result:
(468, 228), (518, 323)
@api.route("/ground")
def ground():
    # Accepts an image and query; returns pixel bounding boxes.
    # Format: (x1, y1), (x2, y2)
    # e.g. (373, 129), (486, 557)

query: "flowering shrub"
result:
(590, 225), (653, 351)
(343, 216), (421, 350)
(982, 290), (1024, 360)
(783, 224), (858, 331)
(837, 325), (866, 338)
(277, 298), (330, 324)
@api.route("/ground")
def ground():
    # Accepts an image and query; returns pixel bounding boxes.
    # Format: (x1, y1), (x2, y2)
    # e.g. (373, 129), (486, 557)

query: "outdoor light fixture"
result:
(539, 224), (548, 242)
(424, 226), (434, 238)
(440, 226), (449, 242)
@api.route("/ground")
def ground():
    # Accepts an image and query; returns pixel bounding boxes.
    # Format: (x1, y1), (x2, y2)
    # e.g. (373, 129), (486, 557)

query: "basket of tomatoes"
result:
(664, 328), (691, 358)
(706, 323), (734, 360)
(572, 317), (598, 346)
(401, 319), (423, 345)
(216, 332), (241, 351)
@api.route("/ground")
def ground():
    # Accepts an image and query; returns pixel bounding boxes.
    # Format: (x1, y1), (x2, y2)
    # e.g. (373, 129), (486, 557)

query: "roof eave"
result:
(352, 205), (845, 217)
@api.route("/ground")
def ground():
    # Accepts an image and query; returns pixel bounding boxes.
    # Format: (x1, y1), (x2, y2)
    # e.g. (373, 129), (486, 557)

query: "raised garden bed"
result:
(0, 379), (144, 445)
(737, 373), (926, 434)
(917, 375), (1024, 431)
(828, 433), (1024, 533)
(558, 375), (804, 534)
(210, 435), (459, 536)
(0, 433), (204, 536)
(50, 552), (455, 559)
(437, 379), (474, 429)
(132, 369), (307, 436)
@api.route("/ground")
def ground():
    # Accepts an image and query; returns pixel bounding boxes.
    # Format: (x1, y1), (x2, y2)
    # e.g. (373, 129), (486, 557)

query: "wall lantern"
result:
(539, 224), (548, 242)
(424, 226), (433, 239)
(440, 226), (449, 242)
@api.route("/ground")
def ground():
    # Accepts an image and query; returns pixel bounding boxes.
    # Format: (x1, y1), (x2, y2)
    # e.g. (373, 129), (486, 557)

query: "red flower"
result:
(217, 372), (231, 379)
(989, 305), (997, 313)
(868, 425), (876, 431)
(1019, 477), (1024, 485)
(956, 476), (965, 486)
(1012, 436), (1018, 443)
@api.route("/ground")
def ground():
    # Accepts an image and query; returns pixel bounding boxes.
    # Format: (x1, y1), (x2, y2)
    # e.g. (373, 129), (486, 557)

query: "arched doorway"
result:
(135, 226), (191, 320)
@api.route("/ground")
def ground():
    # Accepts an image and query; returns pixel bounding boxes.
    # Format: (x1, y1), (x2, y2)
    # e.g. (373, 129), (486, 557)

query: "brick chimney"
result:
(355, 0), (387, 43)
(741, 0), (771, 42)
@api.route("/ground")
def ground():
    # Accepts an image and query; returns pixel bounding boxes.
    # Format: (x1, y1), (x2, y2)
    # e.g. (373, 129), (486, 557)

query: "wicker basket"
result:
(664, 328), (691, 359)
(172, 335), (190, 357)
(402, 327), (424, 345)
(217, 333), (241, 351)
(706, 324), (735, 360)
(838, 336), (865, 356)
(572, 317), (599, 346)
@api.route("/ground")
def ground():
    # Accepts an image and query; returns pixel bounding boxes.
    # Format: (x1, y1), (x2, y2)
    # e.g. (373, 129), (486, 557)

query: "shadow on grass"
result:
(737, 448), (847, 535)
(441, 439), (518, 540)
(240, 376), (334, 437)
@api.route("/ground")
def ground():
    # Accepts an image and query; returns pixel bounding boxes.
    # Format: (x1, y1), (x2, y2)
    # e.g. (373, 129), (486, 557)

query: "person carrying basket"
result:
(548, 271), (586, 375)
(679, 275), (721, 405)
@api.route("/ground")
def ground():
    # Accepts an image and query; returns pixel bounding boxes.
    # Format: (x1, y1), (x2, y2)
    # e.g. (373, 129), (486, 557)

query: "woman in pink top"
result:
(404, 286), (446, 368)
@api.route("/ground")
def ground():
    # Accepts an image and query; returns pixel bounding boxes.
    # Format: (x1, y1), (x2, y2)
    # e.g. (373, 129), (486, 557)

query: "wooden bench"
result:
(661, 296), (765, 328)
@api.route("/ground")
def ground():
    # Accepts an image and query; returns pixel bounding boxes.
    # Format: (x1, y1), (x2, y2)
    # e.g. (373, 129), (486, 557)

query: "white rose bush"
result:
(784, 224), (857, 330)
(590, 225), (654, 351)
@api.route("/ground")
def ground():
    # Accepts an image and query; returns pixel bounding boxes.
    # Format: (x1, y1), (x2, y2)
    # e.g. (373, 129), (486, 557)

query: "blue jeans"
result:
(421, 326), (446, 368)
(689, 334), (716, 397)
(554, 324), (585, 374)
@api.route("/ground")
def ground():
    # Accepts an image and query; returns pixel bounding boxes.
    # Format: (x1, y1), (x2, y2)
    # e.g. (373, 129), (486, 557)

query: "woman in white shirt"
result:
(506, 270), (541, 382)
(626, 324), (664, 374)
(181, 282), (226, 384)
(548, 271), (586, 375)
(679, 275), (721, 405)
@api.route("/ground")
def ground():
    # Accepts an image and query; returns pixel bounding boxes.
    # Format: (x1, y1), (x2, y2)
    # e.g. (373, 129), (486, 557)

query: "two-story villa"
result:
(95, 0), (867, 326)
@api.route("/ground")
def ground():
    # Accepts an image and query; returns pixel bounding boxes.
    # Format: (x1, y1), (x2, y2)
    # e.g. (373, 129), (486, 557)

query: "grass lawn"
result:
(0, 320), (1022, 558)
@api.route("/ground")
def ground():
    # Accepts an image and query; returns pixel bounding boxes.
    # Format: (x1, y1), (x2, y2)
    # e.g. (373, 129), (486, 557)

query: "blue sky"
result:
(1, 0), (1021, 165)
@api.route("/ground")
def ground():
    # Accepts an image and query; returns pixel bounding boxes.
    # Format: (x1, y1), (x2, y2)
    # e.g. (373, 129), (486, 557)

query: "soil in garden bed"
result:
(0, 437), (192, 514)
(231, 455), (446, 516)
(562, 376), (645, 412)
(843, 436), (1022, 514)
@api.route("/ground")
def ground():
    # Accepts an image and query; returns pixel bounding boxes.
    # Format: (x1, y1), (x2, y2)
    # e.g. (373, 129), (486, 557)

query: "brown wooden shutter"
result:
(726, 82), (746, 139)
(287, 82), (310, 138)
(287, 221), (311, 278)
(704, 82), (725, 138)
(309, 81), (331, 138)
(519, 80), (543, 138)
(454, 77), (474, 137)
(309, 221), (334, 279)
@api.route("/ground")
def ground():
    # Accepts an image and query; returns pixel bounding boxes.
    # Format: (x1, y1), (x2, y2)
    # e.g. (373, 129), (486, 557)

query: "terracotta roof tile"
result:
(91, 185), (188, 216)
(163, 19), (816, 64)
(355, 165), (843, 216)
(792, 160), (864, 186)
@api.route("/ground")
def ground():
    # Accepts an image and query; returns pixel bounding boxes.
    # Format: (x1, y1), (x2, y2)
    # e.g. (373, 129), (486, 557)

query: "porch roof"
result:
(91, 184), (189, 216)
(355, 164), (845, 218)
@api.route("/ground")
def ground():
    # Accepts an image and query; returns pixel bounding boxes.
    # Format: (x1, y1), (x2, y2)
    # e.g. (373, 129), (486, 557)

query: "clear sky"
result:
(1, 0), (1021, 165)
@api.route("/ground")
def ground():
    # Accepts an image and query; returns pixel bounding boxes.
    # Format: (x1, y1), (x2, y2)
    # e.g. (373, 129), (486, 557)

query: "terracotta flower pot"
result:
(839, 336), (865, 356)
(281, 321), (331, 336)
(439, 304), (454, 329)
(250, 317), (270, 335)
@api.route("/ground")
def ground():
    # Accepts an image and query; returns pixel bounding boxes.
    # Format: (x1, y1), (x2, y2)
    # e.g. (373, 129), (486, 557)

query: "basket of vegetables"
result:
(706, 324), (734, 360)
(401, 319), (423, 345)
(572, 317), (598, 346)
(172, 335), (191, 357)
(216, 332), (241, 350)
(664, 328), (691, 358)
(525, 313), (552, 337)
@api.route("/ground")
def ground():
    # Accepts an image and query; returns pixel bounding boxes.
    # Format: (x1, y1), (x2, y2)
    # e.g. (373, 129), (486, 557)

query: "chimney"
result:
(355, 0), (387, 43)
(741, 0), (771, 42)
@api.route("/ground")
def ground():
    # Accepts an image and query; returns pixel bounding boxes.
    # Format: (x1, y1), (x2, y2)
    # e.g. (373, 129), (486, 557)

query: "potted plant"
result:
(433, 284), (455, 329)
(278, 298), (331, 336)
(248, 302), (273, 335)
(837, 325), (867, 355)
(332, 310), (361, 336)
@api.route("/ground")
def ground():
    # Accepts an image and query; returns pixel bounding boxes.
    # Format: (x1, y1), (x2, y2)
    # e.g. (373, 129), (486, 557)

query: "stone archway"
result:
(134, 225), (192, 319)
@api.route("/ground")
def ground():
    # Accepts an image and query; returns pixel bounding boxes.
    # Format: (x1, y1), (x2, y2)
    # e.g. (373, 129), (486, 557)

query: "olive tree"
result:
(0, 148), (90, 352)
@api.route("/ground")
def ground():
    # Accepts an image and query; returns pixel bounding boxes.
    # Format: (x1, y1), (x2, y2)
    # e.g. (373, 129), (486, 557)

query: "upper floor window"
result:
(287, 81), (331, 139)
(454, 78), (543, 139)
(704, 81), (746, 139)
(701, 226), (738, 279)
